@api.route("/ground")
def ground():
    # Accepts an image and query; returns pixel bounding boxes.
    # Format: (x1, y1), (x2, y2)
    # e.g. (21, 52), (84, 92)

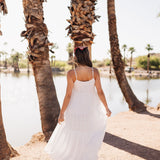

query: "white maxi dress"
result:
(44, 67), (107, 160)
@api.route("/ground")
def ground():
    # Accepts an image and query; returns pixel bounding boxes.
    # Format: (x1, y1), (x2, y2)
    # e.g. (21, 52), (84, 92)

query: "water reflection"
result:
(0, 72), (160, 147)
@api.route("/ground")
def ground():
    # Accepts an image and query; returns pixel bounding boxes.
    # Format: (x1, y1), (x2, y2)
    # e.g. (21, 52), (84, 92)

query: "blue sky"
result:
(0, 0), (160, 60)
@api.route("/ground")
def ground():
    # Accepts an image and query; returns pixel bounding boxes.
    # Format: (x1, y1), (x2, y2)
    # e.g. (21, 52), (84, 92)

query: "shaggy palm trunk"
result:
(66, 0), (100, 60)
(21, 0), (60, 141)
(107, 0), (146, 112)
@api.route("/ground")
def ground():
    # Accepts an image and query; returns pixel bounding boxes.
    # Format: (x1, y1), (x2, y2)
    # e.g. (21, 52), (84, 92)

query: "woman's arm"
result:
(58, 70), (74, 124)
(94, 68), (111, 117)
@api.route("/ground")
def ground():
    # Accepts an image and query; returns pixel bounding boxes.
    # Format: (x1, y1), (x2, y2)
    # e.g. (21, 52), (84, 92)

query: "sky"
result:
(0, 0), (160, 61)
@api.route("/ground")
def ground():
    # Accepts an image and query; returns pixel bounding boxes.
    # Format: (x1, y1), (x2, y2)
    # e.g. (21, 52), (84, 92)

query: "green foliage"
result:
(145, 44), (153, 52)
(19, 59), (28, 68)
(50, 60), (72, 71)
(66, 42), (74, 54)
(136, 56), (160, 69)
(150, 56), (160, 69)
(92, 58), (111, 67)
(128, 47), (136, 54)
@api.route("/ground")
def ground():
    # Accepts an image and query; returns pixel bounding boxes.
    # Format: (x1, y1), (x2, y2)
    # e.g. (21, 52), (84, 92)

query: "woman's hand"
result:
(106, 109), (112, 117)
(58, 113), (64, 124)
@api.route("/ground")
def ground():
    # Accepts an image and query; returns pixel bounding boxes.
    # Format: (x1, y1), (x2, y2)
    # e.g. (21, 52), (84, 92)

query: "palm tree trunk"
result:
(0, 1), (19, 159)
(129, 53), (132, 73)
(0, 86), (10, 159)
(109, 59), (112, 74)
(107, 0), (146, 112)
(147, 53), (150, 73)
(123, 51), (125, 67)
(21, 0), (60, 141)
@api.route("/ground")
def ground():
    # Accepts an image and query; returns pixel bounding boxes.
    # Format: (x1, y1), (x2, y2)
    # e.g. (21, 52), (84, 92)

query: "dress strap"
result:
(92, 67), (94, 78)
(74, 69), (77, 80)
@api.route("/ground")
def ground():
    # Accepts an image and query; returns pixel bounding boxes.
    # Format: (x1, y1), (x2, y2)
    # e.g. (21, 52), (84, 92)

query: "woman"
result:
(44, 46), (111, 160)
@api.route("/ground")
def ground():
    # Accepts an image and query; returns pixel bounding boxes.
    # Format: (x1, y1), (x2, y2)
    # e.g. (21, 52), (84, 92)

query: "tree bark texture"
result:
(0, 85), (10, 160)
(0, 2), (19, 159)
(66, 0), (100, 60)
(107, 0), (146, 112)
(21, 0), (60, 141)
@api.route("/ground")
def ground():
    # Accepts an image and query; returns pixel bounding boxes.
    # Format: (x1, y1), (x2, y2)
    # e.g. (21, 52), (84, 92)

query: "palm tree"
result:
(0, 1), (18, 159)
(145, 44), (153, 73)
(21, 0), (60, 141)
(122, 44), (127, 67)
(66, 42), (74, 68)
(66, 0), (100, 60)
(0, 85), (10, 160)
(49, 43), (58, 67)
(3, 51), (8, 69)
(10, 51), (23, 73)
(0, 51), (4, 69)
(128, 47), (135, 73)
(107, 0), (146, 112)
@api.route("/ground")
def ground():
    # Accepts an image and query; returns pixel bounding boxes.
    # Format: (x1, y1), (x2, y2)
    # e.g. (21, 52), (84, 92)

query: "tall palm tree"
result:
(21, 0), (60, 141)
(107, 0), (146, 112)
(66, 0), (100, 60)
(145, 44), (153, 73)
(122, 44), (127, 67)
(128, 47), (135, 73)
(0, 1), (18, 159)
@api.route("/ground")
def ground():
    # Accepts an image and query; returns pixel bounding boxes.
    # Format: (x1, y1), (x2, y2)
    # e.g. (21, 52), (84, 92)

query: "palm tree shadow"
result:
(138, 109), (160, 119)
(103, 132), (160, 160)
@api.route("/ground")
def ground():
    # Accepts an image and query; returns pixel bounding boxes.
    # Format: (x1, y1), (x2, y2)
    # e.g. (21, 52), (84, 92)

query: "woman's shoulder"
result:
(92, 67), (99, 74)
(66, 69), (76, 78)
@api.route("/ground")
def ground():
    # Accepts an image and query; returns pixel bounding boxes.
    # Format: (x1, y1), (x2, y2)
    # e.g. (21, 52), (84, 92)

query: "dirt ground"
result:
(11, 108), (160, 160)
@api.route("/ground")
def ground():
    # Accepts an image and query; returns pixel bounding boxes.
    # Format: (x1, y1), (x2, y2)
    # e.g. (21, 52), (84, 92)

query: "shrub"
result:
(136, 56), (160, 69)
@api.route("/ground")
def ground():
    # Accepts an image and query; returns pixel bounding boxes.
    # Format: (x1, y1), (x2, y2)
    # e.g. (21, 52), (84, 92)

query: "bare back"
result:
(73, 66), (94, 82)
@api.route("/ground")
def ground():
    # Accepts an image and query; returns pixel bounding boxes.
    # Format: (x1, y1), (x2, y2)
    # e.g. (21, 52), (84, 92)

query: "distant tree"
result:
(49, 43), (58, 67)
(66, 42), (74, 68)
(10, 51), (23, 73)
(128, 47), (136, 73)
(145, 44), (153, 73)
(3, 51), (8, 69)
(107, 49), (112, 73)
(122, 44), (127, 67)
(0, 51), (4, 68)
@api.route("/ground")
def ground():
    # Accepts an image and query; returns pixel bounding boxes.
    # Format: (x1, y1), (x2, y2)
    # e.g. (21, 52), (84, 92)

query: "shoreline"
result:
(1, 67), (160, 79)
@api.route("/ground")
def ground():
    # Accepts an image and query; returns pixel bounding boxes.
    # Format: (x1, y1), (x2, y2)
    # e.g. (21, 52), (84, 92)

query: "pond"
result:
(0, 72), (160, 147)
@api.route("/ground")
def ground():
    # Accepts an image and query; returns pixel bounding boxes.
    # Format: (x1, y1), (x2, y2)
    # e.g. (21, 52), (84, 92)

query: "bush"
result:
(136, 56), (160, 69)
(93, 59), (111, 67)
(51, 60), (72, 71)
(19, 59), (28, 68)
(150, 56), (160, 69)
